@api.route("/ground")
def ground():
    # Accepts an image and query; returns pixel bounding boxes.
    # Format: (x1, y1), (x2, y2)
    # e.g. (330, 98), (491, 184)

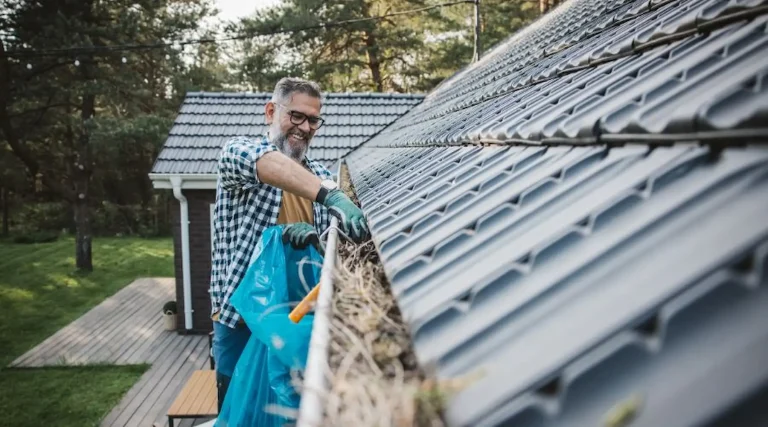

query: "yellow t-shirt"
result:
(276, 190), (314, 225)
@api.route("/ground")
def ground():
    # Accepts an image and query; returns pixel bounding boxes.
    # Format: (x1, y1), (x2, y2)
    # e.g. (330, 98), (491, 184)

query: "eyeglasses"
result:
(276, 103), (325, 130)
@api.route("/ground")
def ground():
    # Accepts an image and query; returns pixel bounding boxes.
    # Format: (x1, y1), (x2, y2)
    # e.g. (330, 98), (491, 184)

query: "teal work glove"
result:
(282, 222), (322, 253)
(322, 189), (370, 243)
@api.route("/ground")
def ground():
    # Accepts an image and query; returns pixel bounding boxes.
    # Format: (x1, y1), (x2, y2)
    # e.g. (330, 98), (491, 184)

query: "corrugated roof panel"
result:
(359, 0), (768, 149)
(470, 253), (768, 427)
(347, 143), (768, 427)
(343, 0), (768, 424)
(152, 159), (218, 174)
(444, 158), (768, 426)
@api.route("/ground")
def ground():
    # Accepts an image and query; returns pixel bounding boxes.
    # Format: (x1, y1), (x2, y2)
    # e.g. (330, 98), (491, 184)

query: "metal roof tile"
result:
(152, 92), (424, 174)
(347, 142), (768, 427)
(359, 0), (767, 148)
(342, 0), (768, 424)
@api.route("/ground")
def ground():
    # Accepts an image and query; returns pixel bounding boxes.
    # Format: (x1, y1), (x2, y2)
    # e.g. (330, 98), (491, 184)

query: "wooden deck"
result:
(9, 278), (216, 427)
(10, 278), (179, 367)
(100, 334), (212, 427)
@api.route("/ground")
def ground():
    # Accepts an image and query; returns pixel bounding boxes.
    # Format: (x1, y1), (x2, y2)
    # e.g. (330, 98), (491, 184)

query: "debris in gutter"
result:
(317, 165), (449, 426)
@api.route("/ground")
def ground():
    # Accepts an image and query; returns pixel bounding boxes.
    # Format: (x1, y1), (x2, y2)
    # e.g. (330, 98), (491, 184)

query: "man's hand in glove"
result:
(321, 189), (370, 243)
(282, 222), (323, 253)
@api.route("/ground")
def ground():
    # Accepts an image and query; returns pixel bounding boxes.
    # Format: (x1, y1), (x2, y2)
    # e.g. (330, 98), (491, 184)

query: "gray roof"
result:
(346, 0), (768, 426)
(151, 92), (424, 174)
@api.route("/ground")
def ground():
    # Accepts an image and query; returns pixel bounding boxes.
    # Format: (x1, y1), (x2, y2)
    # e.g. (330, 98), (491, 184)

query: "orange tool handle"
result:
(289, 283), (320, 323)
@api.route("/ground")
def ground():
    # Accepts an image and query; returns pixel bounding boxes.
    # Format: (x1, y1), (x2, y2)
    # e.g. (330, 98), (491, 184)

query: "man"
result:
(210, 77), (369, 410)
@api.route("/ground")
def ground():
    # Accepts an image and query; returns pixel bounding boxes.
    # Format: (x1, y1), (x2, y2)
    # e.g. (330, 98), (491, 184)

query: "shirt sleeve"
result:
(218, 136), (279, 191)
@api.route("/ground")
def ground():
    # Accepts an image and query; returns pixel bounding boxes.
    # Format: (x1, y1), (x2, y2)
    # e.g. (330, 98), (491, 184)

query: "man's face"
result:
(265, 92), (322, 162)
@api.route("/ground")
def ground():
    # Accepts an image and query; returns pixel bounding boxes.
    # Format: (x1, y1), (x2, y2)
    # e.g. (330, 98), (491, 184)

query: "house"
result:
(149, 91), (424, 333)
(343, 0), (768, 425)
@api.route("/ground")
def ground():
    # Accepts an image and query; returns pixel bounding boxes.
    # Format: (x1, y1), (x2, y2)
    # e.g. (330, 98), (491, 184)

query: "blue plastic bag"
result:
(215, 226), (323, 427)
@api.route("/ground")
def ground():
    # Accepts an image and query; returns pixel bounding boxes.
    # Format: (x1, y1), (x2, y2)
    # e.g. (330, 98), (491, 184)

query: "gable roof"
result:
(345, 0), (768, 426)
(150, 92), (424, 175)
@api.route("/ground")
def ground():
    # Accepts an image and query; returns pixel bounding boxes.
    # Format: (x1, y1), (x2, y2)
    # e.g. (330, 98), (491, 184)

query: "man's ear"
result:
(265, 101), (275, 124)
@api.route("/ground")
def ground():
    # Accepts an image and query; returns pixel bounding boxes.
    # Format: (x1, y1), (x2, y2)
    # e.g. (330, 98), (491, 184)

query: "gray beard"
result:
(270, 128), (307, 163)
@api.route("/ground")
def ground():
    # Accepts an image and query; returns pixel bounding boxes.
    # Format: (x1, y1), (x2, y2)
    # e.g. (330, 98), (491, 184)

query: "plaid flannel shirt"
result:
(210, 135), (332, 328)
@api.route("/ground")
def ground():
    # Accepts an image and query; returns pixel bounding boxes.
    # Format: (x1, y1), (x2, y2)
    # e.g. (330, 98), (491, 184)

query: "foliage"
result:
(233, 0), (539, 93)
(7, 202), (71, 234)
(0, 0), (542, 264)
(163, 300), (178, 314)
(0, 0), (219, 269)
(12, 230), (60, 244)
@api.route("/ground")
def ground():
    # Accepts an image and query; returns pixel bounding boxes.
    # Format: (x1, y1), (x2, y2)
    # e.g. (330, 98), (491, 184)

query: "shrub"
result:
(12, 230), (60, 244)
(162, 300), (178, 314)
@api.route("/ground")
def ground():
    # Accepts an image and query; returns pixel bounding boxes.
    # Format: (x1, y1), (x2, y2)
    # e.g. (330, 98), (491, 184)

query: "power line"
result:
(2, 0), (474, 59)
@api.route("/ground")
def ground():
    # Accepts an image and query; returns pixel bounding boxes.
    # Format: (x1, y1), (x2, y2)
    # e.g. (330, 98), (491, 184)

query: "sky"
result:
(214, 0), (281, 22)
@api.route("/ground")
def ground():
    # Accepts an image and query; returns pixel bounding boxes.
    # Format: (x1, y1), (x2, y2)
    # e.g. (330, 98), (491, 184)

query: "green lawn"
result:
(0, 365), (150, 427)
(0, 236), (174, 427)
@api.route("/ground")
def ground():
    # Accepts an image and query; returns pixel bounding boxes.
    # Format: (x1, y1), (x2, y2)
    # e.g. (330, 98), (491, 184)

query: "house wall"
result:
(171, 189), (216, 333)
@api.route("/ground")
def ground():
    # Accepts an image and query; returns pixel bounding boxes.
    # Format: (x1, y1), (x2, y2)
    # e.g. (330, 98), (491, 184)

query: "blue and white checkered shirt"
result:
(210, 135), (332, 328)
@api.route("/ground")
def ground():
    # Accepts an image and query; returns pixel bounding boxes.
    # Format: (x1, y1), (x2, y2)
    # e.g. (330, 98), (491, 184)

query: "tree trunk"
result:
(359, 2), (383, 92)
(362, 29), (384, 92)
(472, 0), (481, 63)
(1, 185), (8, 236)
(74, 92), (95, 271)
(540, 0), (559, 14)
(73, 0), (96, 271)
(74, 197), (92, 269)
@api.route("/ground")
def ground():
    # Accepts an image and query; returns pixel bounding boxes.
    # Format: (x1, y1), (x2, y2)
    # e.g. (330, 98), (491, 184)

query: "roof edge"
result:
(184, 91), (426, 100)
(149, 173), (217, 190)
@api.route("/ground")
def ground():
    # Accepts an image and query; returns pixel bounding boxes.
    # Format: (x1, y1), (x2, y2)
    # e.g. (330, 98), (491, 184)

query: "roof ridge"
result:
(184, 91), (425, 99)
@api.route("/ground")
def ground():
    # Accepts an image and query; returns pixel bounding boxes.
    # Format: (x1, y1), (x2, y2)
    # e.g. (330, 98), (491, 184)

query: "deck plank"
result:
(126, 338), (209, 427)
(66, 279), (168, 364)
(9, 280), (150, 366)
(9, 278), (175, 367)
(72, 281), (168, 364)
(100, 334), (198, 427)
(135, 339), (210, 427)
(112, 303), (171, 364)
(79, 296), (164, 364)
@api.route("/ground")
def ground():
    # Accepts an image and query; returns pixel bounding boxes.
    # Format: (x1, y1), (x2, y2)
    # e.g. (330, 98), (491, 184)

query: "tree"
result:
(0, 0), (217, 270)
(539, 0), (562, 14)
(237, 0), (441, 92)
(0, 144), (27, 236)
(232, 0), (538, 93)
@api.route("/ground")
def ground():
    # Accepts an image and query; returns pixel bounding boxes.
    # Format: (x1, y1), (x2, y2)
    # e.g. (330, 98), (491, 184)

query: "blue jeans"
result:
(212, 321), (251, 411)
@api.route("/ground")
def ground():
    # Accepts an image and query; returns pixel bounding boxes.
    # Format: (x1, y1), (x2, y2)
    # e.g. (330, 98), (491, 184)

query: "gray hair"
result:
(271, 77), (323, 105)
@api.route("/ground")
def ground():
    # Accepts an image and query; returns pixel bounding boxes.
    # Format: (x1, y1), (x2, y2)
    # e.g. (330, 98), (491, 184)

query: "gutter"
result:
(296, 163), (344, 427)
(149, 173), (217, 190)
(170, 176), (194, 331)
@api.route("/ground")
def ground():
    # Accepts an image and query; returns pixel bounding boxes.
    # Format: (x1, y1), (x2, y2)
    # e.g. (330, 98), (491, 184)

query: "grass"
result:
(0, 236), (175, 367)
(0, 235), (174, 427)
(0, 365), (150, 427)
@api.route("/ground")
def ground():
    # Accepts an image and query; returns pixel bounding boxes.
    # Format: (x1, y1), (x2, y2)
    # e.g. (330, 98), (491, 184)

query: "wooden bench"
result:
(167, 370), (218, 427)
